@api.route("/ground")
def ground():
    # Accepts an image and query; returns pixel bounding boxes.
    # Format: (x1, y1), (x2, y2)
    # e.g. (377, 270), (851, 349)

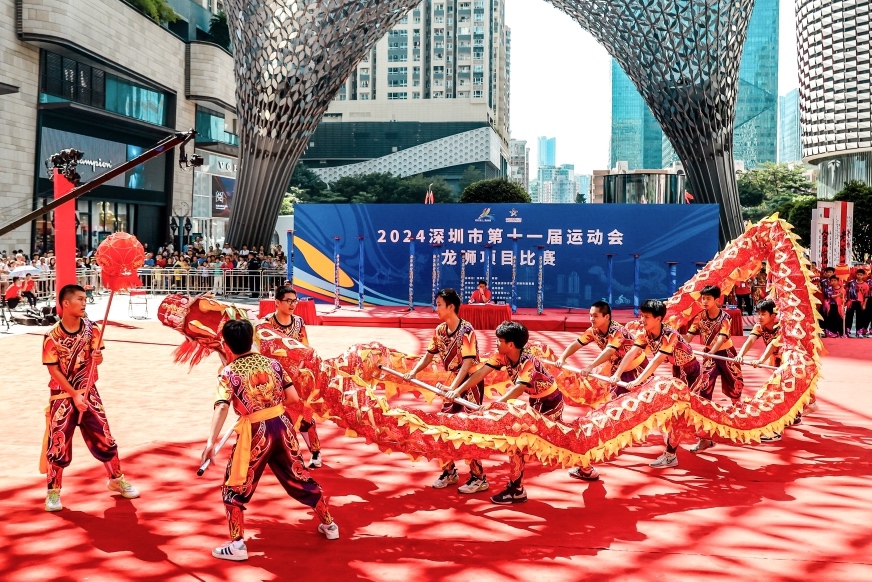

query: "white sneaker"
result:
(318, 522), (339, 540)
(458, 475), (489, 494)
(805, 401), (819, 415)
(212, 539), (248, 561)
(650, 452), (678, 468)
(45, 488), (62, 512)
(309, 453), (322, 469)
(107, 475), (140, 499)
(690, 439), (715, 453)
(432, 469), (459, 489)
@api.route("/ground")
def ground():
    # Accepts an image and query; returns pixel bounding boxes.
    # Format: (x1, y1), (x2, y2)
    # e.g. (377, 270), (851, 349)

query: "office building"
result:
(509, 139), (530, 192)
(300, 1), (511, 191)
(798, 0), (871, 198)
(609, 62), (663, 170)
(778, 89), (802, 163)
(537, 136), (556, 168)
(610, 0), (778, 171)
(0, 0), (238, 253)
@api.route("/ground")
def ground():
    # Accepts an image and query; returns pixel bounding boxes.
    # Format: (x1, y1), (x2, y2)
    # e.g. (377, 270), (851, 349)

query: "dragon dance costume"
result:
(687, 310), (744, 401)
(576, 321), (649, 396)
(633, 324), (700, 389)
(484, 351), (564, 489)
(427, 318), (485, 479)
(41, 319), (124, 490)
(257, 313), (321, 461)
(217, 352), (332, 541)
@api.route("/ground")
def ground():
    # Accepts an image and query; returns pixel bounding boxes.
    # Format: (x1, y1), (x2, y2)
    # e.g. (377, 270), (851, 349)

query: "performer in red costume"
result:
(683, 285), (745, 453)
(257, 285), (321, 468)
(404, 288), (489, 494)
(42, 284), (139, 512)
(611, 299), (701, 469)
(453, 321), (594, 504)
(202, 320), (337, 562)
(555, 301), (649, 398)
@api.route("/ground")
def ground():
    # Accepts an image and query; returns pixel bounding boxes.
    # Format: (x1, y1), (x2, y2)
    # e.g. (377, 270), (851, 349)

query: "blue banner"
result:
(293, 203), (719, 309)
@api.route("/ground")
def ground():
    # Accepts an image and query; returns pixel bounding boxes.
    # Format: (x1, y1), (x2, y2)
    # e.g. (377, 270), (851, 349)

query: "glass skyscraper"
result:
(537, 136), (556, 167)
(609, 61), (663, 170)
(610, 0), (778, 170)
(778, 89), (802, 163)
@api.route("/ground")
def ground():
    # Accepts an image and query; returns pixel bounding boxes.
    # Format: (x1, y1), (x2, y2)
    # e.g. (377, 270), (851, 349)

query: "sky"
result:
(506, 0), (800, 175)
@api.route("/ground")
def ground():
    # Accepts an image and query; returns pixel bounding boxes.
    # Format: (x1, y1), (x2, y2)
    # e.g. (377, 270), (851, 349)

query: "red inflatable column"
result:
(53, 169), (77, 314)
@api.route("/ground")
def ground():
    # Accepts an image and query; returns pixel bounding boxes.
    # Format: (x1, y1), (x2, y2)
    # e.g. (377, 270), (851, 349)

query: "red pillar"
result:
(53, 169), (77, 314)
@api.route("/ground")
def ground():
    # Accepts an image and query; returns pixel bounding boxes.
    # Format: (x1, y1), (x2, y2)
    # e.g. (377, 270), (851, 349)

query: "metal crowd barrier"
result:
(0, 268), (289, 306)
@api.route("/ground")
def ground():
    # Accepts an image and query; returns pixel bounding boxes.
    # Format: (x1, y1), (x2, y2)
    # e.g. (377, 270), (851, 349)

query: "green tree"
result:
(208, 11), (231, 52)
(459, 178), (531, 204)
(739, 163), (816, 224)
(834, 180), (872, 262)
(458, 166), (485, 192)
(322, 173), (455, 204)
(128, 0), (178, 24)
(288, 162), (328, 202)
(279, 187), (304, 215)
(737, 172), (765, 207)
(777, 195), (818, 247)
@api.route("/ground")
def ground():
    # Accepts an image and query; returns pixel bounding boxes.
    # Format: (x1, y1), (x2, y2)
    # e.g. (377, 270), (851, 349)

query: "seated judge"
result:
(469, 280), (493, 304)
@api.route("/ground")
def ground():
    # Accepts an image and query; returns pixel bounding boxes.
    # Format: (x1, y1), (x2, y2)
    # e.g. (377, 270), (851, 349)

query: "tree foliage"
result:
(459, 179), (531, 204)
(458, 166), (485, 192)
(834, 180), (872, 262)
(279, 187), (304, 215)
(326, 173), (455, 204)
(128, 0), (178, 24)
(739, 162), (816, 223)
(208, 11), (232, 52)
(288, 163), (329, 202)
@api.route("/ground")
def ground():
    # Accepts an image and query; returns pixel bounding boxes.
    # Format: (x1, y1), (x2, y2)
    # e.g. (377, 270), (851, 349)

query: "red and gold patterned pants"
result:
(222, 414), (332, 541)
(441, 381), (485, 478)
(507, 396), (564, 488)
(45, 386), (122, 490)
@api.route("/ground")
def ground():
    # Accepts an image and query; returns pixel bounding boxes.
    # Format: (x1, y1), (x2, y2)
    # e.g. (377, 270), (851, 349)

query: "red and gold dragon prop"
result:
(159, 217), (822, 471)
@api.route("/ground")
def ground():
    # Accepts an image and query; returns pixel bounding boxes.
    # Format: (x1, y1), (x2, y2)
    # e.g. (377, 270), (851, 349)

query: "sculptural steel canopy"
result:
(225, 0), (751, 248)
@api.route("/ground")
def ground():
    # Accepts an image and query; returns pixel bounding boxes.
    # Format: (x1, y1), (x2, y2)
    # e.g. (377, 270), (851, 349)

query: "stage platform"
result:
(313, 305), (661, 332)
(0, 323), (867, 581)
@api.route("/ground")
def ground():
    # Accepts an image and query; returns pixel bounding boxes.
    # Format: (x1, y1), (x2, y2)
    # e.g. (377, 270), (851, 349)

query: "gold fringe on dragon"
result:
(158, 216), (822, 474)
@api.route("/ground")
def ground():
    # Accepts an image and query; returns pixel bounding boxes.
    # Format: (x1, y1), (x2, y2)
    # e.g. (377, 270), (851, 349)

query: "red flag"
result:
(424, 187), (434, 204)
(684, 191), (694, 203)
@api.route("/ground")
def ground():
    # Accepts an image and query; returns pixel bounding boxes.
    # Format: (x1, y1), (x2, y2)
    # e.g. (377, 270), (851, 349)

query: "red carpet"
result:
(2, 326), (871, 581)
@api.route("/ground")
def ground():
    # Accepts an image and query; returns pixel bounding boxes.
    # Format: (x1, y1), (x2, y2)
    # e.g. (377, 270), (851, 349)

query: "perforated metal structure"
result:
(226, 0), (753, 247)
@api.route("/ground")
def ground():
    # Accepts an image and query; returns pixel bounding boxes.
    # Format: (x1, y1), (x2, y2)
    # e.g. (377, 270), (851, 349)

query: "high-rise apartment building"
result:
(798, 0), (871, 198)
(610, 0), (778, 171)
(778, 89), (802, 163)
(537, 136), (556, 168)
(509, 139), (530, 192)
(301, 1), (511, 190)
(536, 164), (577, 203)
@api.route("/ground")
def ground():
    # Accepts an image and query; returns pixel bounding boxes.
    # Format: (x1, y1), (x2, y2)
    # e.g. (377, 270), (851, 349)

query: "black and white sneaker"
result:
(309, 452), (322, 469)
(760, 433), (783, 442)
(490, 486), (527, 505)
(212, 539), (248, 561)
(432, 469), (459, 489)
(458, 475), (489, 494)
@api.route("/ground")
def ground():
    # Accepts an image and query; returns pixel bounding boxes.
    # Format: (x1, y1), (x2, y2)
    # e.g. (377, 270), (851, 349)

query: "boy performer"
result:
(257, 285), (322, 469)
(202, 320), (337, 562)
(42, 285), (139, 512)
(555, 301), (649, 398)
(734, 298), (796, 441)
(611, 299), (701, 468)
(453, 321), (595, 505)
(404, 288), (489, 494)
(682, 285), (745, 452)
